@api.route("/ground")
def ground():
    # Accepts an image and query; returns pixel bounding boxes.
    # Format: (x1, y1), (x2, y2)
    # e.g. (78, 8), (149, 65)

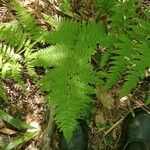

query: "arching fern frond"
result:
(0, 24), (38, 79)
(11, 62), (25, 88)
(110, 0), (138, 30)
(39, 57), (98, 141)
(11, 0), (46, 42)
(96, 0), (150, 99)
(23, 40), (37, 78)
(11, 0), (38, 32)
(94, 0), (117, 15)
(0, 26), (27, 52)
(36, 19), (105, 141)
(0, 43), (21, 66)
(120, 40), (150, 96)
(0, 43), (24, 87)
(105, 35), (136, 90)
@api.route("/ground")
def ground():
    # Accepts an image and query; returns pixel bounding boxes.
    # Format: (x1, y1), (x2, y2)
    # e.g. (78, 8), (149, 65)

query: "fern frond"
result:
(38, 20), (105, 141)
(105, 35), (136, 90)
(11, 0), (46, 42)
(23, 40), (37, 77)
(99, 49), (110, 68)
(11, 62), (25, 89)
(40, 58), (98, 140)
(0, 26), (27, 52)
(94, 0), (117, 15)
(11, 0), (37, 31)
(0, 43), (25, 87)
(110, 0), (138, 30)
(120, 40), (150, 96)
(0, 43), (21, 64)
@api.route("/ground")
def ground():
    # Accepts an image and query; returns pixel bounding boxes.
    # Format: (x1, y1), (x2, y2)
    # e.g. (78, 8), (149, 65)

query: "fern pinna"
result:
(35, 20), (106, 141)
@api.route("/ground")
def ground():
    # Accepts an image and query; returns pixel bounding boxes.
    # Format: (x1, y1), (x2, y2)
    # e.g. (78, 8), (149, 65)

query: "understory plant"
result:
(94, 0), (150, 98)
(0, 0), (149, 145)
(0, 0), (107, 141)
(35, 19), (107, 140)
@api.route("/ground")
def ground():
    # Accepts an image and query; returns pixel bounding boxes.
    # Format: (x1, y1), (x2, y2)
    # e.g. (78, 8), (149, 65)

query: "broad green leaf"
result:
(0, 109), (31, 130)
(1, 131), (38, 150)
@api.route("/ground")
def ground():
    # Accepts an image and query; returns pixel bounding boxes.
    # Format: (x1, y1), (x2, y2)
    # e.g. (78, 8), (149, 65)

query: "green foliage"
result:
(59, 0), (71, 13)
(94, 0), (117, 16)
(11, 0), (46, 42)
(0, 26), (26, 51)
(0, 0), (39, 98)
(0, 0), (107, 140)
(110, 0), (138, 30)
(0, 109), (31, 130)
(0, 0), (149, 144)
(120, 40), (150, 96)
(0, 39), (36, 88)
(0, 109), (38, 150)
(95, 0), (150, 97)
(0, 43), (23, 86)
(36, 19), (106, 141)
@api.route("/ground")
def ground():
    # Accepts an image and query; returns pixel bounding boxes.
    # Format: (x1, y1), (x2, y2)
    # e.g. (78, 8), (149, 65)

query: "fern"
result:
(94, 0), (150, 97)
(0, 0), (149, 144)
(35, 44), (67, 68)
(36, 19), (106, 141)
(0, 0), (40, 81)
(11, 0), (46, 42)
(105, 35), (136, 90)
(0, 43), (24, 86)
(11, 0), (37, 30)
(0, 26), (27, 52)
(23, 40), (37, 77)
(120, 40), (150, 96)
(94, 0), (117, 16)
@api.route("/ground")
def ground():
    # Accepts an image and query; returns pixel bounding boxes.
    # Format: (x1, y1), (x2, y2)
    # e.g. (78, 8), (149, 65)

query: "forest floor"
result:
(0, 1), (150, 150)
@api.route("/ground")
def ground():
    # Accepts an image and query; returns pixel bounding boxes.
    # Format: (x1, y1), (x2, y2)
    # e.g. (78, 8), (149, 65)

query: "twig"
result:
(128, 94), (150, 114)
(104, 117), (125, 136)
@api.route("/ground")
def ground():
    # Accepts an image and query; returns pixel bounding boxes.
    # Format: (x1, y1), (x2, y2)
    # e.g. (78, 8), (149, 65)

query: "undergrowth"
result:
(0, 0), (149, 143)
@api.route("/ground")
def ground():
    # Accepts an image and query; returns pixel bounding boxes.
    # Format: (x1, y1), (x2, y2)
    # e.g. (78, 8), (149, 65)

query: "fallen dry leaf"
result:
(0, 128), (18, 135)
(96, 84), (114, 110)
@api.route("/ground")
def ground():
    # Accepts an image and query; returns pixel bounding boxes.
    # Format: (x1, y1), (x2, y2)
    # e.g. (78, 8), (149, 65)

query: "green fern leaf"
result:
(11, 62), (25, 89)
(94, 0), (117, 15)
(110, 0), (138, 30)
(105, 35), (136, 90)
(0, 26), (27, 52)
(11, 0), (37, 31)
(11, 0), (46, 42)
(23, 41), (37, 77)
(38, 20), (104, 141)
(120, 40), (150, 96)
(40, 59), (97, 140)
(34, 44), (68, 68)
